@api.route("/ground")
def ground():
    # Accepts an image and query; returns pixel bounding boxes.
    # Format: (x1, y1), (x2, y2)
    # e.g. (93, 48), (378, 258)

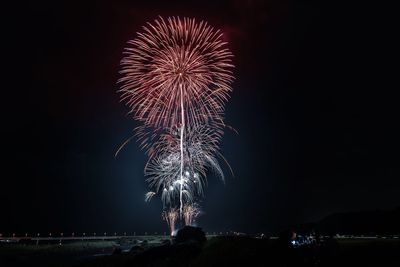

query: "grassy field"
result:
(1, 237), (399, 267)
(0, 241), (116, 267)
(0, 235), (174, 267)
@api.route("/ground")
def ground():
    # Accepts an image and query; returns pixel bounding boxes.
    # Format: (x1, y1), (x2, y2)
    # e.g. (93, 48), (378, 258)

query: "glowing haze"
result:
(118, 16), (234, 234)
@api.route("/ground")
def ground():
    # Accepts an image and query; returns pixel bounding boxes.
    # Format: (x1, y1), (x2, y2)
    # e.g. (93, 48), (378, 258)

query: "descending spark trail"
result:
(183, 204), (200, 226)
(180, 85), (185, 216)
(118, 16), (235, 230)
(143, 124), (228, 206)
(162, 208), (178, 235)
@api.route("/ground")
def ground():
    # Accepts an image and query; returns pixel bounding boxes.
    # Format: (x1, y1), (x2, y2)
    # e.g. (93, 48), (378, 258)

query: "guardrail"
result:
(0, 231), (234, 243)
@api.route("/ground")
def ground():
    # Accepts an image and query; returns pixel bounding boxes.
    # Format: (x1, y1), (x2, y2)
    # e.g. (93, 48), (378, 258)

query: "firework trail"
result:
(162, 208), (178, 235)
(145, 191), (156, 202)
(183, 204), (201, 226)
(118, 16), (234, 222)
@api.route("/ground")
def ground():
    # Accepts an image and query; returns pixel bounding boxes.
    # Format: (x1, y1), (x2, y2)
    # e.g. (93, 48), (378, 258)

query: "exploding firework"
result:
(119, 16), (234, 129)
(144, 124), (229, 206)
(183, 204), (201, 226)
(118, 16), (234, 224)
(162, 208), (178, 235)
(119, 16), (234, 215)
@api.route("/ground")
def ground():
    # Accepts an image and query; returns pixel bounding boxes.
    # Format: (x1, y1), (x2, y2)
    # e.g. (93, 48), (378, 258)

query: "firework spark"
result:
(162, 208), (178, 235)
(183, 204), (201, 226)
(145, 191), (156, 202)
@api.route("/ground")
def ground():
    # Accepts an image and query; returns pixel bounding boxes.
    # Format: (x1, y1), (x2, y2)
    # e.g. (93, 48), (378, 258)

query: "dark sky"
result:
(2, 1), (399, 235)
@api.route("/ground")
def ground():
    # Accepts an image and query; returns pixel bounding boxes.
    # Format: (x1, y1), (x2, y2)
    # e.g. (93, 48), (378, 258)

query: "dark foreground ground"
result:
(1, 236), (399, 267)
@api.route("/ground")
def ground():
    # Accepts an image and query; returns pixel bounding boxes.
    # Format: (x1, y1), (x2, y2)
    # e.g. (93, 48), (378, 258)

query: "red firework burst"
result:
(118, 16), (234, 129)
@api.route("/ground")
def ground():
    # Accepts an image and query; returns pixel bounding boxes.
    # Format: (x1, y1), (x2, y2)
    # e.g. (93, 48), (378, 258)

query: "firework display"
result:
(118, 16), (234, 234)
(162, 208), (179, 235)
(183, 204), (201, 226)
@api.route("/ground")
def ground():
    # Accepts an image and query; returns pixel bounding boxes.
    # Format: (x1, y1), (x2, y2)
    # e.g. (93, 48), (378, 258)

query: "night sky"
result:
(2, 1), (399, 235)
